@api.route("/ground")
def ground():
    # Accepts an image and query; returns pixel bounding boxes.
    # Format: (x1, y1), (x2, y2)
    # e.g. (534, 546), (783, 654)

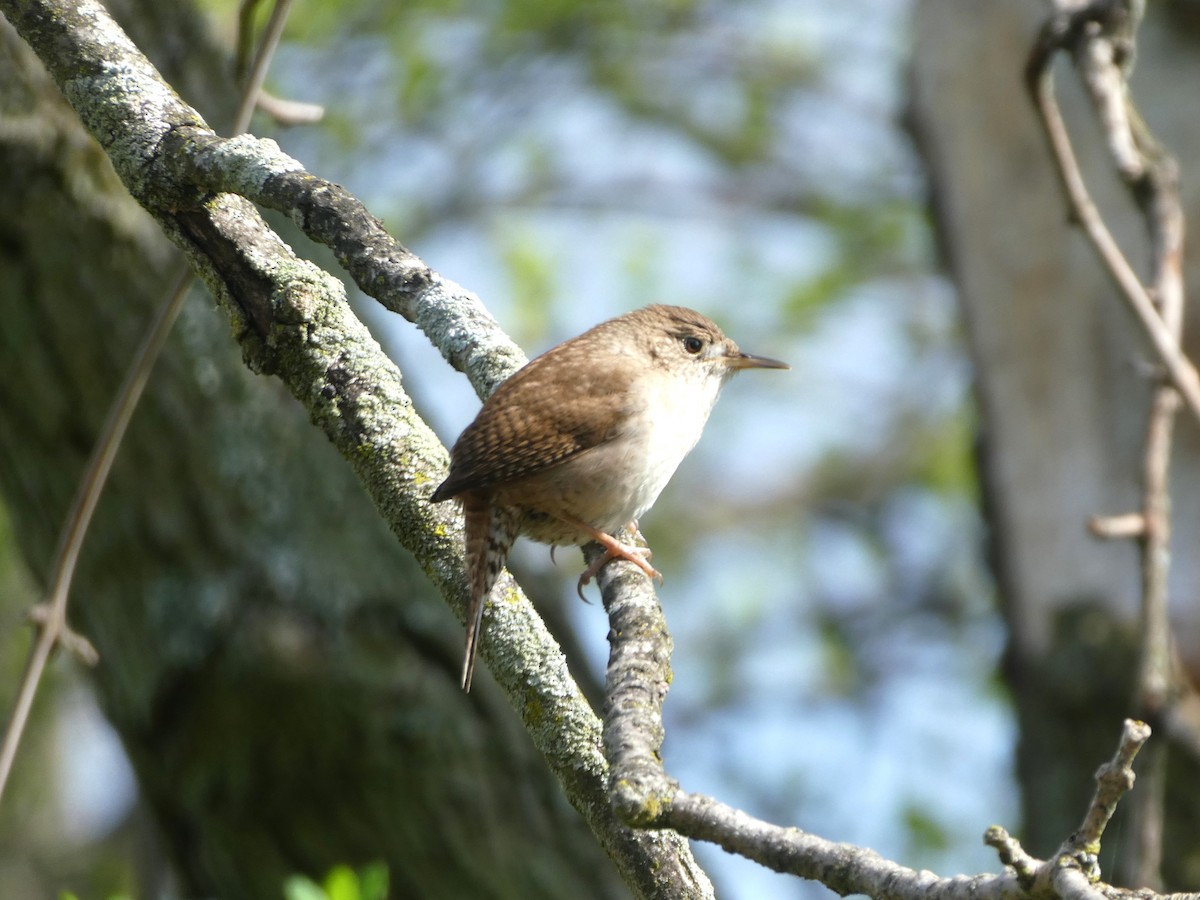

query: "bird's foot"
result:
(576, 529), (661, 601)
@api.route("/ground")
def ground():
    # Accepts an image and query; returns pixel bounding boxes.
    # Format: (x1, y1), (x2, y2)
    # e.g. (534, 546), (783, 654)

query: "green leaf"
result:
(357, 863), (389, 900)
(323, 865), (358, 900)
(282, 874), (329, 900)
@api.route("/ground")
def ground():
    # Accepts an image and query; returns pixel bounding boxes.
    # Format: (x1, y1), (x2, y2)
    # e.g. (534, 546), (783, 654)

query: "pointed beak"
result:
(724, 351), (789, 371)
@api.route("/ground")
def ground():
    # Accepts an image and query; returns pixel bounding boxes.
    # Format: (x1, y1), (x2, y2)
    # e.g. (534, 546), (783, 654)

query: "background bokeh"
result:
(1, 1), (1022, 897)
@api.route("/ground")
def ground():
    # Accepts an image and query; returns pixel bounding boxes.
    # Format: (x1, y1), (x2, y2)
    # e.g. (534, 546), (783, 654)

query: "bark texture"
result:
(0, 3), (627, 897)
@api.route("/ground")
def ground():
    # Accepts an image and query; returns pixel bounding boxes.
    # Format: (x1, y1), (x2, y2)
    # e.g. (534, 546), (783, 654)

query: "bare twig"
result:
(236, 1), (324, 127)
(1025, 1), (1200, 425)
(234, 0), (267, 83)
(256, 90), (324, 126)
(0, 265), (189, 803)
(0, 0), (294, 807)
(1088, 513), (1145, 539)
(987, 723), (1164, 900)
(597, 541), (1169, 897)
(232, 0), (293, 135)
(984, 826), (1039, 886)
(1077, 718), (1151, 846)
(1027, 1), (1186, 886)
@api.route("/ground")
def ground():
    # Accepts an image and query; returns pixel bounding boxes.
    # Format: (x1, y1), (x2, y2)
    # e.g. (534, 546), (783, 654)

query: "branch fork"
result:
(597, 534), (1162, 898)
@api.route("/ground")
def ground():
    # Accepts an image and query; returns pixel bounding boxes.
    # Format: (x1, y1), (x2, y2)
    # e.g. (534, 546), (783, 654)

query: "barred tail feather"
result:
(460, 493), (520, 691)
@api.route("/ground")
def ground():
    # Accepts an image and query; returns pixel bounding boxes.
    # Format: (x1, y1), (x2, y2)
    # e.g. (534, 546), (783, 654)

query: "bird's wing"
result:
(432, 345), (637, 500)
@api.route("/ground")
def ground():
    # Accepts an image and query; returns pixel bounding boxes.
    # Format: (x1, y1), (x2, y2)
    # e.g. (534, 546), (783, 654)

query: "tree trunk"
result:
(910, 0), (1200, 886)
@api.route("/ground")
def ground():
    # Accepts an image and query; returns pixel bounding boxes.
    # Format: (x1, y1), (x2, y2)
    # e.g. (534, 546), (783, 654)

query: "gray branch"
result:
(595, 545), (1184, 899)
(0, 0), (711, 895)
(161, 129), (527, 398)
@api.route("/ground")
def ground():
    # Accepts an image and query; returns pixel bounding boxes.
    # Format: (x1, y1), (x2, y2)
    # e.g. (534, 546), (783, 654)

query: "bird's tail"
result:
(461, 494), (520, 691)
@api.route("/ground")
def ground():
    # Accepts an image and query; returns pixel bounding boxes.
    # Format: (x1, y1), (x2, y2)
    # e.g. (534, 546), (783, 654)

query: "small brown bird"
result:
(431, 304), (788, 690)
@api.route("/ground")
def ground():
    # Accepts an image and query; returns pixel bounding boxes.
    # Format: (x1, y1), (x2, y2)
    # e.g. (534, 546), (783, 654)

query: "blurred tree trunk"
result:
(0, 2), (624, 898)
(910, 0), (1200, 886)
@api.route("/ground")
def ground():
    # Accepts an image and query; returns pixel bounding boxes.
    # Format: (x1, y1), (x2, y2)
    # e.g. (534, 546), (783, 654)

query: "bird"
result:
(431, 304), (788, 690)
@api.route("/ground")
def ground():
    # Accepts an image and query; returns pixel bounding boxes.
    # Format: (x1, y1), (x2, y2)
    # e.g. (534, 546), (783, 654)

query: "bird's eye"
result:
(682, 335), (704, 355)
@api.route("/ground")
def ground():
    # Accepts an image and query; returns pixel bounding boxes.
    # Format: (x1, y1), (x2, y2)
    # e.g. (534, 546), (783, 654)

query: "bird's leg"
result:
(546, 512), (662, 600)
(577, 528), (660, 600)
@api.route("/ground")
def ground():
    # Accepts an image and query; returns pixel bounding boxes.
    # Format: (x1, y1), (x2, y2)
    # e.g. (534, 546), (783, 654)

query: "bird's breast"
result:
(556, 369), (724, 534)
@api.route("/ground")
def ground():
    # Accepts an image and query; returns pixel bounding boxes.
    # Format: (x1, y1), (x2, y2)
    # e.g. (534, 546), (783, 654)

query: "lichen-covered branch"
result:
(597, 543), (1181, 899)
(162, 128), (526, 399)
(0, 0), (711, 894)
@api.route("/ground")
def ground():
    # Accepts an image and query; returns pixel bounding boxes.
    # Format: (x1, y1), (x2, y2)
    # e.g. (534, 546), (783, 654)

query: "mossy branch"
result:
(0, 0), (709, 895)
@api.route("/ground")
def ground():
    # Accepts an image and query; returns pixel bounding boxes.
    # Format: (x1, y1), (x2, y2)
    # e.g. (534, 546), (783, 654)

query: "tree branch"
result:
(1025, 0), (1200, 427)
(0, 0), (711, 894)
(597, 537), (1178, 898)
(1027, 1), (1195, 885)
(162, 128), (528, 399)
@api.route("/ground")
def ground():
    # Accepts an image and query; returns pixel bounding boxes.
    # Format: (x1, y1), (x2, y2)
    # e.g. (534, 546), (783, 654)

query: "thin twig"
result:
(1027, 2), (1185, 885)
(256, 90), (324, 126)
(1076, 719), (1151, 846)
(0, 0), (294, 807)
(0, 265), (190, 802)
(984, 826), (1040, 886)
(1127, 19), (1182, 891)
(233, 0), (293, 135)
(234, 0), (267, 84)
(1025, 3), (1200, 425)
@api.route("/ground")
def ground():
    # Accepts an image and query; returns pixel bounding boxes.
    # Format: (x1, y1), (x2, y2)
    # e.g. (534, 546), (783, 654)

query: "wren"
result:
(431, 304), (788, 690)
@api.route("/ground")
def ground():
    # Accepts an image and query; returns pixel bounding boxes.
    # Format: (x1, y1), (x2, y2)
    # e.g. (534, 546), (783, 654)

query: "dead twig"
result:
(0, 265), (189, 803)
(0, 0), (295, 808)
(1025, 0), (1200, 426)
(1027, 1), (1187, 885)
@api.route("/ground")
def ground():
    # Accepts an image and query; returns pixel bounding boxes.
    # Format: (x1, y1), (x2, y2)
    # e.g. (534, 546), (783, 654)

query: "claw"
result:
(538, 511), (662, 601)
(575, 538), (660, 601)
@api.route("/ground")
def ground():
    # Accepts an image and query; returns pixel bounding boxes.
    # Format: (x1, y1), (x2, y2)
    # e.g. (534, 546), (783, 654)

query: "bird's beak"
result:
(725, 351), (789, 371)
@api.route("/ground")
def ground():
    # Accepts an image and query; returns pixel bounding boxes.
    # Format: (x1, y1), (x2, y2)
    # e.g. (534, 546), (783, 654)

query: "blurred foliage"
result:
(902, 803), (951, 856)
(910, 408), (976, 498)
(498, 225), (559, 344)
(784, 200), (927, 327)
(283, 862), (388, 900)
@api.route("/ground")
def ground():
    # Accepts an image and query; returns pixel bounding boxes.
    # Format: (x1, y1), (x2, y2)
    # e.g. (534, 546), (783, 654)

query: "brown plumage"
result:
(431, 305), (788, 690)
